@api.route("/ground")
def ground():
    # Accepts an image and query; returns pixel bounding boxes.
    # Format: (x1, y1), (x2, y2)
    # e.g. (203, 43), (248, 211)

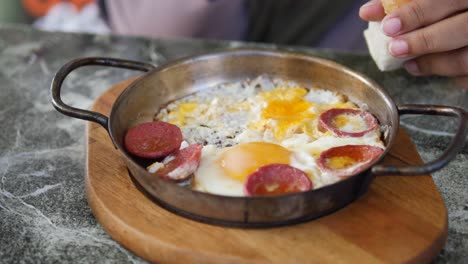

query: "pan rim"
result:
(108, 48), (399, 201)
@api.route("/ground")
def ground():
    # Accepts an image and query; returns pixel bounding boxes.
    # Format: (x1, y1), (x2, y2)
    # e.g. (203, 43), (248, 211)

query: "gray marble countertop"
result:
(0, 24), (466, 263)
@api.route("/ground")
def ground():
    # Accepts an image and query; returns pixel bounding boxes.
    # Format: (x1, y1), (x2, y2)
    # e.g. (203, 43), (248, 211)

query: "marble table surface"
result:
(0, 24), (466, 263)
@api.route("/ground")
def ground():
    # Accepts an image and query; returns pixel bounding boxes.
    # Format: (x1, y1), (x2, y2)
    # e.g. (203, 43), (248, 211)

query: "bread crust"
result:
(381, 0), (411, 14)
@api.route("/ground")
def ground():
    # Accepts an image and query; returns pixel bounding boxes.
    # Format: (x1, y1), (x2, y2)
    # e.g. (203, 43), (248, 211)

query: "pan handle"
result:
(372, 104), (468, 176)
(50, 57), (156, 130)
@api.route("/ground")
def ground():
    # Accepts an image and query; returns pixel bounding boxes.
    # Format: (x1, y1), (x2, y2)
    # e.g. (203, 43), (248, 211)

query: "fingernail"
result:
(382, 16), (402, 36)
(404, 61), (421, 75)
(389, 39), (409, 57)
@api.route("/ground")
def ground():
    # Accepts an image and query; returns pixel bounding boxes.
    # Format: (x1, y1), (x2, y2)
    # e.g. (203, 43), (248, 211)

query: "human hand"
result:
(359, 0), (468, 77)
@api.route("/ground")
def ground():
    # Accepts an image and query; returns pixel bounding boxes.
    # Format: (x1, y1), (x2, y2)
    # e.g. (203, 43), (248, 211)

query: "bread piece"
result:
(364, 0), (412, 71)
(364, 22), (409, 71)
(381, 0), (411, 14)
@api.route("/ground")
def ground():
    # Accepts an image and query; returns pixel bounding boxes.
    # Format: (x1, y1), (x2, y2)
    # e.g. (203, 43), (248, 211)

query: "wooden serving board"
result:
(86, 78), (448, 264)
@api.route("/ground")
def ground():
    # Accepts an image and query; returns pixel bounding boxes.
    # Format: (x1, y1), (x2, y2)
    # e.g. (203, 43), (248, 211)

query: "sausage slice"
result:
(124, 121), (183, 159)
(152, 144), (203, 182)
(317, 145), (384, 177)
(318, 108), (378, 137)
(244, 164), (313, 196)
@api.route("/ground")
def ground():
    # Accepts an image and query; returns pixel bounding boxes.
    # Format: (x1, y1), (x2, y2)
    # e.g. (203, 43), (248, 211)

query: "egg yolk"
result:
(256, 87), (315, 140)
(262, 100), (313, 120)
(326, 156), (357, 169)
(218, 142), (291, 182)
(260, 87), (308, 101)
(263, 100), (315, 140)
(168, 102), (199, 126)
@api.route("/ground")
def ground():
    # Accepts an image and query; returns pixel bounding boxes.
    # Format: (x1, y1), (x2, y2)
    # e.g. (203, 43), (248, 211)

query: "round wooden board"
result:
(86, 78), (448, 264)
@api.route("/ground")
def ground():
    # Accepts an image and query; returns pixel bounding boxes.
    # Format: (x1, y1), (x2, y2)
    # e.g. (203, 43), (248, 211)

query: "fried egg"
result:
(156, 76), (384, 196)
(193, 142), (324, 196)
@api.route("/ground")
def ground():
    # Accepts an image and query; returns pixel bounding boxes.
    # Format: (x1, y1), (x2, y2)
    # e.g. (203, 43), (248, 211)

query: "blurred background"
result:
(1, 0), (97, 23)
(0, 0), (30, 24)
(0, 0), (369, 52)
(0, 0), (109, 33)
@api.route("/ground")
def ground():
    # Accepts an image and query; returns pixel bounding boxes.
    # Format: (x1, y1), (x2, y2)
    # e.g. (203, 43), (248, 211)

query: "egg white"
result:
(334, 114), (368, 132)
(302, 131), (384, 155)
(192, 145), (245, 196)
(156, 76), (385, 196)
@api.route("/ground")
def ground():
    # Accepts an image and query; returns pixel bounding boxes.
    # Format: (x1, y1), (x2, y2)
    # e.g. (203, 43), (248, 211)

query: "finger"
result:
(388, 12), (468, 58)
(359, 0), (386, 21)
(404, 46), (468, 77)
(382, 0), (468, 36)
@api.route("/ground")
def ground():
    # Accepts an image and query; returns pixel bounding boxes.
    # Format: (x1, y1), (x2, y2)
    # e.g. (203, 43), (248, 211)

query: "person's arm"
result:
(360, 0), (468, 77)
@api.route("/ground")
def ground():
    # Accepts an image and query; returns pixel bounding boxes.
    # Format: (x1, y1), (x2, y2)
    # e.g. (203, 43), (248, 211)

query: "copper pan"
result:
(51, 49), (467, 227)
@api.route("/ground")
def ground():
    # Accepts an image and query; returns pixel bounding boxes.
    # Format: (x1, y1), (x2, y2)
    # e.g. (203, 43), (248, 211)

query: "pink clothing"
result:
(105, 0), (246, 40)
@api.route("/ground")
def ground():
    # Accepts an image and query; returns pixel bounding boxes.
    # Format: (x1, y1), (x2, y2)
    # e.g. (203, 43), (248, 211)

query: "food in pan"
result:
(147, 143), (203, 182)
(364, 0), (412, 71)
(125, 76), (385, 196)
(317, 145), (384, 178)
(244, 164), (312, 196)
(124, 121), (183, 159)
(318, 108), (379, 137)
